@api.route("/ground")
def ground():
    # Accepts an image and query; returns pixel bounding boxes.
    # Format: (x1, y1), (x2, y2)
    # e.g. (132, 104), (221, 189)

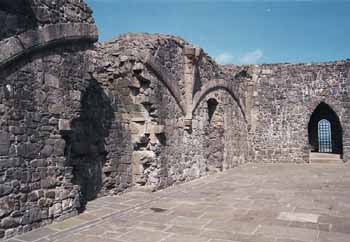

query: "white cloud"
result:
(215, 52), (234, 64)
(239, 49), (263, 64)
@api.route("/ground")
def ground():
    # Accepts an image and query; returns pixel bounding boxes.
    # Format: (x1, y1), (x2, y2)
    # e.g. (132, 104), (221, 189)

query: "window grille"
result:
(318, 119), (332, 153)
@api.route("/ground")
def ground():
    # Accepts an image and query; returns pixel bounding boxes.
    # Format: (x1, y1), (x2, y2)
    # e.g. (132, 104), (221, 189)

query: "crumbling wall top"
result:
(0, 0), (97, 70)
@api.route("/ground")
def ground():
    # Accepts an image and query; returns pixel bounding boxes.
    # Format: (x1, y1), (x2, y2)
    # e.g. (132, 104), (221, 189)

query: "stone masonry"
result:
(0, 0), (349, 239)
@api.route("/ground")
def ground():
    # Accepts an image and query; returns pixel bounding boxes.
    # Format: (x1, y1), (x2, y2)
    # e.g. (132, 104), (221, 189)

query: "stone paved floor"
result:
(6, 163), (350, 242)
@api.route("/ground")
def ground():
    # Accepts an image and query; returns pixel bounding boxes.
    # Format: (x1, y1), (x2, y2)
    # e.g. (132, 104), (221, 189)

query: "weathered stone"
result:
(53, 139), (65, 156)
(133, 62), (144, 72)
(30, 159), (47, 168)
(44, 73), (60, 88)
(40, 178), (57, 189)
(58, 119), (71, 132)
(40, 145), (53, 158)
(28, 191), (39, 202)
(1, 217), (18, 229)
(0, 37), (23, 64)
(21, 207), (41, 225)
(0, 131), (10, 155)
(45, 191), (56, 199)
(0, 184), (13, 197)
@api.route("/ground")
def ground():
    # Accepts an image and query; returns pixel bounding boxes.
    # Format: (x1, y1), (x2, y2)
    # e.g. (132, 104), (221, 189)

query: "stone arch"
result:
(192, 79), (247, 123)
(308, 102), (343, 155)
(0, 23), (98, 70)
(144, 54), (186, 115)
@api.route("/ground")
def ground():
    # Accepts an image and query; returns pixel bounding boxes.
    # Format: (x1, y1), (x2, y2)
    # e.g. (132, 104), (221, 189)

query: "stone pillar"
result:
(183, 45), (201, 130)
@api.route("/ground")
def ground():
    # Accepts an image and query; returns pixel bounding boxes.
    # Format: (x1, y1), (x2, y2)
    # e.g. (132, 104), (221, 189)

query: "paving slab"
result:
(277, 212), (320, 223)
(5, 163), (350, 242)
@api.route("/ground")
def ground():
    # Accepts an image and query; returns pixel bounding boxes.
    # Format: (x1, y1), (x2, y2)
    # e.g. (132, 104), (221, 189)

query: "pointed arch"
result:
(144, 54), (186, 115)
(192, 79), (247, 123)
(308, 102), (342, 154)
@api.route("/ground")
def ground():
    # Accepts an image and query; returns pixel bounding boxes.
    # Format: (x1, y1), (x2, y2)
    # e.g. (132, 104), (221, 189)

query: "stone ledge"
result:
(0, 23), (98, 69)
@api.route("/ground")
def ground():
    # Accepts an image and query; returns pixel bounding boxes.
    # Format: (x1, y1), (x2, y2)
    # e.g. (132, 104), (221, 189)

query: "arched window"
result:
(318, 119), (332, 153)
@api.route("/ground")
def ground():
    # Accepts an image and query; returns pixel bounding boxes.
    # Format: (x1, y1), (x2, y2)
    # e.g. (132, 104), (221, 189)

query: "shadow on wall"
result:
(0, 0), (38, 40)
(63, 79), (114, 210)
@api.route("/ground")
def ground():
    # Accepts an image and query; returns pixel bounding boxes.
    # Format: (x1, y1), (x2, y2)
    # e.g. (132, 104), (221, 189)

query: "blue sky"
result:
(86, 0), (350, 64)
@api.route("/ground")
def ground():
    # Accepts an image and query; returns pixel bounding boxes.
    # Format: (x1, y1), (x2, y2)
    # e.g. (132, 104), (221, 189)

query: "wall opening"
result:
(204, 98), (224, 172)
(308, 102), (342, 154)
(207, 98), (218, 123)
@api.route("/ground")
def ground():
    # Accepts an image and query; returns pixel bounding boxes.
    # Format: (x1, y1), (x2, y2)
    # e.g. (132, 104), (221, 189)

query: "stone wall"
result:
(0, 0), (37, 40)
(0, 0), (98, 239)
(0, 43), (97, 239)
(249, 61), (350, 163)
(0, 0), (94, 41)
(1, 0), (350, 240)
(92, 33), (250, 192)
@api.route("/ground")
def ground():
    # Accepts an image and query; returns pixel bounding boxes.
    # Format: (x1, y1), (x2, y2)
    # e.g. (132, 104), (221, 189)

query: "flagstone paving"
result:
(5, 163), (350, 242)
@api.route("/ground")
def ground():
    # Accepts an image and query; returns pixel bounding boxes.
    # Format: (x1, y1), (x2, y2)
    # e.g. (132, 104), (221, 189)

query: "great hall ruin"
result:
(0, 0), (350, 240)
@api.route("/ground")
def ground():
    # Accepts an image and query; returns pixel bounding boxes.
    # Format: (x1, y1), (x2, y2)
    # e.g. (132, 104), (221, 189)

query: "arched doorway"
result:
(308, 102), (342, 155)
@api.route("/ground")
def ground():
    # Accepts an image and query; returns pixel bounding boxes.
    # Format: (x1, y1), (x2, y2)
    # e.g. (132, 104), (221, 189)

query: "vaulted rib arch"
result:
(192, 79), (247, 123)
(144, 54), (186, 115)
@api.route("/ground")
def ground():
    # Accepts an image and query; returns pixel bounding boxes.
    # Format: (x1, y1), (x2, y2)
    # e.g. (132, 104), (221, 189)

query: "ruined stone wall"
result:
(0, 0), (94, 41)
(250, 61), (350, 163)
(4, 1), (350, 240)
(0, 44), (97, 239)
(93, 33), (189, 191)
(194, 90), (249, 172)
(0, 0), (98, 239)
(92, 33), (250, 193)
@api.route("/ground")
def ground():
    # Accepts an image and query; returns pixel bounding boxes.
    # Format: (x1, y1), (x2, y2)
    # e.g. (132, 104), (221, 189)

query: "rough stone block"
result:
(262, 69), (273, 75)
(152, 125), (165, 134)
(128, 78), (141, 88)
(53, 139), (66, 157)
(0, 184), (13, 196)
(131, 112), (146, 122)
(0, 37), (23, 64)
(18, 29), (40, 49)
(40, 24), (62, 43)
(132, 151), (155, 164)
(145, 124), (165, 134)
(41, 178), (57, 189)
(40, 145), (54, 158)
(1, 217), (18, 229)
(183, 46), (196, 56)
(133, 62), (144, 72)
(30, 159), (47, 168)
(0, 131), (10, 156)
(45, 73), (60, 89)
(58, 119), (71, 132)
(184, 119), (192, 129)
(69, 91), (81, 101)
